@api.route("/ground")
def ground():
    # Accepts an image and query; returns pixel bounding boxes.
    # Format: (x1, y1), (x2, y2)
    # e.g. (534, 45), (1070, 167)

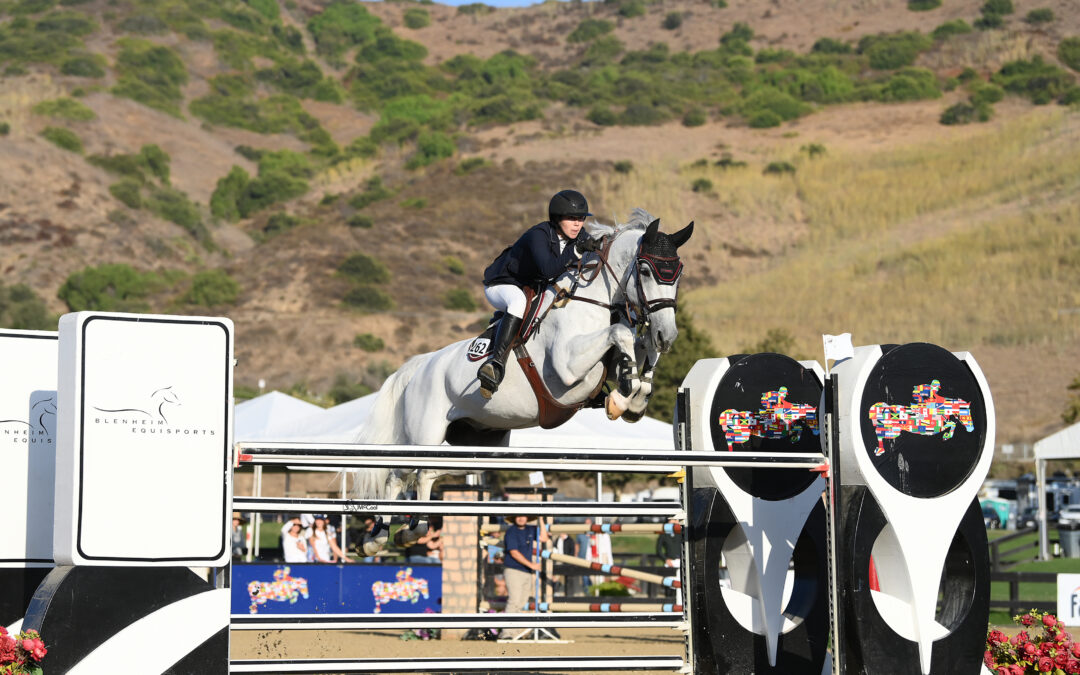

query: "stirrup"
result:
(478, 360), (504, 399)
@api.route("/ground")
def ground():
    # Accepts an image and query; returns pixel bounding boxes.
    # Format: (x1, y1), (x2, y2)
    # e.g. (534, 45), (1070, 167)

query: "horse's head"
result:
(617, 213), (693, 354)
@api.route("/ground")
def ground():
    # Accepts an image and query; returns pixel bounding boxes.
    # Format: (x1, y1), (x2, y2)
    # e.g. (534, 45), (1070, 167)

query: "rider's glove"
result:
(575, 236), (603, 255)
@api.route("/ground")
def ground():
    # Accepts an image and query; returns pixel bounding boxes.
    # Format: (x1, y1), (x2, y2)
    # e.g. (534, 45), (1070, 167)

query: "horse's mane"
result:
(586, 207), (654, 239)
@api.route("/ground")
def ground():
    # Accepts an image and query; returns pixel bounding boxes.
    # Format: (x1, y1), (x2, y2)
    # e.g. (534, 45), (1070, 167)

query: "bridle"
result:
(556, 234), (682, 336)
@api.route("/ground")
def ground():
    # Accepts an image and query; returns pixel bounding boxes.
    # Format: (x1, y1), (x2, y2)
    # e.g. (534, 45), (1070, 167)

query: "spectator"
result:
(501, 514), (548, 636)
(551, 530), (578, 595)
(656, 518), (681, 568)
(309, 514), (352, 563)
(583, 521), (612, 587)
(404, 516), (443, 564)
(231, 512), (248, 561)
(282, 521), (308, 563)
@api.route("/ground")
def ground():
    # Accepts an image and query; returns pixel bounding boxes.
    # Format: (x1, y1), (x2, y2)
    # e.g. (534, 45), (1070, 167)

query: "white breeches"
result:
(485, 284), (527, 319)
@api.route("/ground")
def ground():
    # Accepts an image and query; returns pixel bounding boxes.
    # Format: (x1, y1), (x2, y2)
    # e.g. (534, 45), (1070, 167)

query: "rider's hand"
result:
(575, 236), (603, 254)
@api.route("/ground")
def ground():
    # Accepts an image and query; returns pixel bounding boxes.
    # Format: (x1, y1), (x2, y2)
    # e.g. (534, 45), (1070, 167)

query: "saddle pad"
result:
(466, 324), (496, 362)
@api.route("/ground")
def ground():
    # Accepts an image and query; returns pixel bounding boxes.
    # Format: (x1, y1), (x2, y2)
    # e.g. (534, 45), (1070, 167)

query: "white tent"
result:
(234, 391), (674, 448)
(234, 391), (327, 442)
(1034, 422), (1080, 559)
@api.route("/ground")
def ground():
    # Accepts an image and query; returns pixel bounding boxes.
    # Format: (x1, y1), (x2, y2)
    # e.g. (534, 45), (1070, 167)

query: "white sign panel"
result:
(54, 313), (233, 566)
(0, 330), (57, 567)
(1058, 574), (1080, 625)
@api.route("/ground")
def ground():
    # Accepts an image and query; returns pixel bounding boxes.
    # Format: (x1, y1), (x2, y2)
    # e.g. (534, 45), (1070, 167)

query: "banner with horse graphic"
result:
(231, 563), (441, 615)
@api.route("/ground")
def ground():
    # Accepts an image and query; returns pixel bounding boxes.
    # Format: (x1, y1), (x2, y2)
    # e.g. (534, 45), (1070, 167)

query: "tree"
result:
(1064, 375), (1080, 424)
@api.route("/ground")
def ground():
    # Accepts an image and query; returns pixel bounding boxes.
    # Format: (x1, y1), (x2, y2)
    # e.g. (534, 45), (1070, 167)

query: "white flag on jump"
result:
(823, 333), (854, 362)
(528, 471), (546, 486)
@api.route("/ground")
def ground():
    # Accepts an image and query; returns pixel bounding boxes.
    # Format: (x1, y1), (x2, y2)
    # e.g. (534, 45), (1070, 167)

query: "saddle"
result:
(465, 286), (606, 429)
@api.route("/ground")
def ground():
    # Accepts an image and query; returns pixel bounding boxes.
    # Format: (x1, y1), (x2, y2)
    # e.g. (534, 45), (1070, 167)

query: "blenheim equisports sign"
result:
(54, 312), (233, 566)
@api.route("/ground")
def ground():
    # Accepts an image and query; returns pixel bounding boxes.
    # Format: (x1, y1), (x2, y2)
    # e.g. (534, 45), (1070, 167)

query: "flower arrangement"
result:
(986, 610), (1080, 674)
(0, 626), (47, 675)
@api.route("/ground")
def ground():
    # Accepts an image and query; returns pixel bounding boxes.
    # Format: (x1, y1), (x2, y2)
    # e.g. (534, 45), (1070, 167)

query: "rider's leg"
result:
(478, 285), (526, 398)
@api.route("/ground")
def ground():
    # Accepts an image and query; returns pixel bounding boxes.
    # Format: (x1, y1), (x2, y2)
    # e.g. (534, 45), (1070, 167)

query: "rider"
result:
(477, 189), (603, 399)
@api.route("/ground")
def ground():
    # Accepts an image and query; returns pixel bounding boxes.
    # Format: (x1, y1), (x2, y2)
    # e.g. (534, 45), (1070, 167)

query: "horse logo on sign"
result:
(372, 567), (429, 613)
(867, 379), (973, 456)
(717, 386), (819, 451)
(247, 566), (309, 614)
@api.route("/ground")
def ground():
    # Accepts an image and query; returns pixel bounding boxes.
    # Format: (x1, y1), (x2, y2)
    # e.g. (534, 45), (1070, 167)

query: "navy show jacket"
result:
(483, 221), (579, 288)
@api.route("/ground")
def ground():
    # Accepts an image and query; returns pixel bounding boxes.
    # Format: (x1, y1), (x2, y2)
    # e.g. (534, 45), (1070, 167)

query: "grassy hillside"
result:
(0, 0), (1078, 446)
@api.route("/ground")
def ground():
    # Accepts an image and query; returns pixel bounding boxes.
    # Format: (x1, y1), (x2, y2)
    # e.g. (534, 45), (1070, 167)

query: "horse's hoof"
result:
(606, 392), (628, 420)
(479, 386), (494, 400)
(622, 410), (643, 423)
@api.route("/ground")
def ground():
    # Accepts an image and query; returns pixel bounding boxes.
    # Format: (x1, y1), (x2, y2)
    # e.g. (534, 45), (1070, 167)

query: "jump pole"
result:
(540, 550), (681, 589)
(481, 522), (683, 535)
(528, 601), (683, 613)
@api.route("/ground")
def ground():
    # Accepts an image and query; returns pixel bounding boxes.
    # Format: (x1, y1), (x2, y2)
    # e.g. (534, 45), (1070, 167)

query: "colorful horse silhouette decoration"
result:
(867, 379), (973, 456)
(247, 566), (308, 614)
(718, 387), (819, 451)
(372, 568), (429, 614)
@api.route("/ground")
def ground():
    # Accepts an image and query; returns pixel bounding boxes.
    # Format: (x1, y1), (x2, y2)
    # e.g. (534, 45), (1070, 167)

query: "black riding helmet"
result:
(548, 189), (592, 223)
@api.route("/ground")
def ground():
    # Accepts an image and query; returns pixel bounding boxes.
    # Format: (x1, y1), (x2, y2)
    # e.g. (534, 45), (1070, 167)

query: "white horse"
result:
(349, 208), (693, 512)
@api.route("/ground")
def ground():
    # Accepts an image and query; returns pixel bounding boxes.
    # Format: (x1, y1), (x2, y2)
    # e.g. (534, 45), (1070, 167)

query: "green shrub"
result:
(264, 212), (299, 235)
(581, 35), (624, 65)
(339, 253), (391, 284)
(139, 144), (170, 184)
(238, 171), (308, 217)
(741, 87), (810, 121)
(754, 48), (794, 64)
(907, 0), (940, 10)
(343, 285), (394, 311)
(974, 13), (1003, 30)
(682, 107), (706, 126)
(880, 68), (941, 102)
(326, 374), (373, 404)
(811, 37), (851, 54)
(613, 160), (633, 174)
(456, 3), (492, 15)
(182, 269), (240, 307)
(349, 176), (393, 210)
(0, 282), (52, 331)
(567, 18), (613, 44)
(146, 186), (208, 242)
(403, 8), (430, 29)
(993, 56), (1076, 103)
(801, 143), (826, 158)
(981, 0), (1014, 15)
(970, 81), (1005, 105)
(859, 31), (933, 70)
(57, 263), (161, 312)
(12, 0), (57, 14)
(587, 106), (617, 126)
(443, 288), (477, 311)
(407, 130), (455, 169)
(210, 166), (250, 221)
(258, 149), (313, 178)
(353, 333), (385, 351)
(662, 12), (683, 30)
(618, 0), (645, 18)
(60, 53), (105, 77)
(400, 196), (426, 209)
(1061, 86), (1080, 105)
(112, 38), (187, 116)
(347, 214), (373, 228)
(589, 581), (631, 597)
(958, 67), (979, 82)
(940, 101), (992, 124)
(720, 22), (753, 47)
(763, 161), (796, 175)
(108, 179), (142, 208)
(747, 109), (782, 128)
(1024, 9), (1054, 24)
(40, 125), (82, 153)
(715, 153), (747, 169)
(31, 97), (95, 121)
(690, 177), (712, 193)
(618, 104), (666, 126)
(443, 256), (465, 275)
(0, 122), (9, 136)
(454, 157), (489, 175)
(932, 20), (973, 40)
(345, 136), (378, 158)
(1059, 38), (1080, 73)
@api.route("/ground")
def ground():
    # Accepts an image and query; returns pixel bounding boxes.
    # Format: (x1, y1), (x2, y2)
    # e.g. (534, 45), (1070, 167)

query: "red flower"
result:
(1015, 631), (1031, 645)
(30, 645), (46, 661)
(1040, 656), (1054, 672)
(1067, 659), (1080, 674)
(1026, 643), (1038, 656)
(1045, 615), (1059, 628)
(1059, 652), (1071, 667)
(1012, 664), (1026, 675)
(1023, 614), (1035, 626)
(1072, 642), (1080, 658)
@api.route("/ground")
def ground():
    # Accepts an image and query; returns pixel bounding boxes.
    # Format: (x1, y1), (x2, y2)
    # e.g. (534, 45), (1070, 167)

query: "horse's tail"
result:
(345, 353), (431, 499)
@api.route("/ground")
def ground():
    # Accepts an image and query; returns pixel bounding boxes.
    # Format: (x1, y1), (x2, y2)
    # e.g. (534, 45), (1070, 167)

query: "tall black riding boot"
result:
(477, 314), (523, 399)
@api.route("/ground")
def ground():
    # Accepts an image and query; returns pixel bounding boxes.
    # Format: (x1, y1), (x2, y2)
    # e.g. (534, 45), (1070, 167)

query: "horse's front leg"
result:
(555, 323), (640, 419)
(622, 345), (659, 423)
